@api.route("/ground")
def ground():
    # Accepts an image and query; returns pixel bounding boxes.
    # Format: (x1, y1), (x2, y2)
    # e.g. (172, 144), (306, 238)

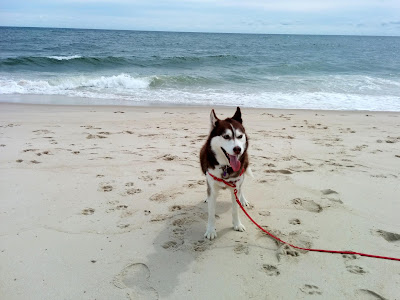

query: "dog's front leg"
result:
(204, 184), (218, 240)
(239, 192), (250, 207)
(231, 188), (246, 232)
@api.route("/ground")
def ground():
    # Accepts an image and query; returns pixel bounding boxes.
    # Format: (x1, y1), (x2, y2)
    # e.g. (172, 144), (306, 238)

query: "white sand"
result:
(1, 103), (399, 299)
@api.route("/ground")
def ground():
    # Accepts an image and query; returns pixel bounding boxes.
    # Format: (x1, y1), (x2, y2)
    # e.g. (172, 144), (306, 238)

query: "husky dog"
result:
(200, 107), (250, 240)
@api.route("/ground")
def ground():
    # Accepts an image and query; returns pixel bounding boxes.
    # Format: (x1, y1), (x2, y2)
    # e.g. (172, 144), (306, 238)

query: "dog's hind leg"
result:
(231, 188), (246, 232)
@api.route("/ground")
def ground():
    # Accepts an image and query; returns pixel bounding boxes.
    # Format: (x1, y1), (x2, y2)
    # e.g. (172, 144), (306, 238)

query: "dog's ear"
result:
(232, 107), (242, 123)
(210, 109), (219, 128)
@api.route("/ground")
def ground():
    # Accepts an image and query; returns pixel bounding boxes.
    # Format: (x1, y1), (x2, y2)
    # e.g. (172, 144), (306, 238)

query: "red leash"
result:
(208, 171), (400, 262)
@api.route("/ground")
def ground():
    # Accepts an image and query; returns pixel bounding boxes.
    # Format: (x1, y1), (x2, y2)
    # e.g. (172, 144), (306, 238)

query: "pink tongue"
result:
(228, 154), (241, 172)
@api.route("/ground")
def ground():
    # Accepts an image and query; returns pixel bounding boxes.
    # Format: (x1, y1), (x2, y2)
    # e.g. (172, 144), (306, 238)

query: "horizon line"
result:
(1, 25), (399, 38)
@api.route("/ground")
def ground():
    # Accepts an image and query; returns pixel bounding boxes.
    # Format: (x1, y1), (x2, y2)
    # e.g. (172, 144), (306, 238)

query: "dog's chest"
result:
(208, 166), (243, 188)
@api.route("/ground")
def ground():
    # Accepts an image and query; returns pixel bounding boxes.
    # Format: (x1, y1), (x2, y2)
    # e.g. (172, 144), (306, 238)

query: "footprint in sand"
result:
(117, 223), (130, 229)
(162, 240), (183, 250)
(342, 254), (358, 261)
(276, 230), (314, 260)
(258, 211), (271, 217)
(292, 198), (322, 213)
(80, 125), (101, 130)
(86, 134), (107, 139)
(262, 264), (280, 276)
(32, 129), (54, 135)
(300, 284), (322, 295)
(264, 169), (293, 174)
(161, 217), (192, 252)
(158, 154), (178, 161)
(113, 263), (158, 300)
(100, 184), (113, 192)
(346, 265), (368, 275)
(150, 190), (182, 202)
(82, 208), (95, 215)
(289, 218), (301, 225)
(97, 131), (111, 135)
(149, 193), (167, 202)
(140, 175), (153, 182)
(169, 205), (182, 212)
(356, 289), (388, 300)
(126, 188), (142, 195)
(172, 227), (185, 237)
(172, 217), (194, 227)
(150, 214), (171, 222)
(192, 240), (210, 252)
(278, 244), (300, 259)
(116, 205), (128, 210)
(321, 189), (338, 195)
(321, 189), (343, 204)
(234, 243), (249, 255)
(374, 229), (400, 242)
(1, 123), (20, 128)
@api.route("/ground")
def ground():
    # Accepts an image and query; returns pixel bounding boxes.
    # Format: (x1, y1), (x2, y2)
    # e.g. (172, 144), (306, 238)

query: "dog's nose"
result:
(233, 146), (241, 155)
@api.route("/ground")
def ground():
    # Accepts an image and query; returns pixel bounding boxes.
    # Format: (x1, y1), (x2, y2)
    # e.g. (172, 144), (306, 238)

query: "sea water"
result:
(1, 27), (399, 111)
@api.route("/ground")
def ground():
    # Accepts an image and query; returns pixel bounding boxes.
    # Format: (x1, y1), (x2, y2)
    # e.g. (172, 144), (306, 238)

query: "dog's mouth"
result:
(221, 147), (241, 172)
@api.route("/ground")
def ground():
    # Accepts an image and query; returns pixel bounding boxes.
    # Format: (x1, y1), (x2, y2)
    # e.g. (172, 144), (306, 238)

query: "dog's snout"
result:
(233, 146), (241, 155)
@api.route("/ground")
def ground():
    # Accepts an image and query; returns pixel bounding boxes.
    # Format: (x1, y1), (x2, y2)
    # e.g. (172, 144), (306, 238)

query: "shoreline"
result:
(2, 99), (400, 115)
(1, 102), (399, 299)
(2, 93), (400, 113)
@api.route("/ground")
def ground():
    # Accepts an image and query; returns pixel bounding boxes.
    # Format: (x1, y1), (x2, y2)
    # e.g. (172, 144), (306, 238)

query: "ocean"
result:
(1, 26), (399, 111)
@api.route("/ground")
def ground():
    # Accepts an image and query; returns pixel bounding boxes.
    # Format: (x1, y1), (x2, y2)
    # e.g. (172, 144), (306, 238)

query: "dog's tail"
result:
(245, 167), (254, 179)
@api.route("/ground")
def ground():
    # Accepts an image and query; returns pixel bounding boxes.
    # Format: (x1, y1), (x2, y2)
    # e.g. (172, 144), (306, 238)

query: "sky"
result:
(0, 0), (400, 36)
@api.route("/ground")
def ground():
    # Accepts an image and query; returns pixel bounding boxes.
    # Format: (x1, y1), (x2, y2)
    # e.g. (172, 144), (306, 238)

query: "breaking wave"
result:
(1, 73), (399, 111)
(0, 74), (150, 95)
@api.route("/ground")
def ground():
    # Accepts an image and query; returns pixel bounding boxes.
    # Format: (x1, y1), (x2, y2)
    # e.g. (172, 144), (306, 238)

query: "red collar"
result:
(207, 168), (245, 188)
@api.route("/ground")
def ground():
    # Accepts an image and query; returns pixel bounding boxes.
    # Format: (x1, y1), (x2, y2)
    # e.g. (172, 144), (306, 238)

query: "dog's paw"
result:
(241, 199), (250, 207)
(204, 227), (217, 240)
(233, 223), (246, 232)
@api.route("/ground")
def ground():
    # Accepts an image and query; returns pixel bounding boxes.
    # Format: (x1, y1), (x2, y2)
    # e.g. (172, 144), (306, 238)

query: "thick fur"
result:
(199, 107), (250, 240)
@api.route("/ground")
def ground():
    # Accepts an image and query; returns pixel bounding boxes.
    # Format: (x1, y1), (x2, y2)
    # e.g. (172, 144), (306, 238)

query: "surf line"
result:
(207, 172), (400, 262)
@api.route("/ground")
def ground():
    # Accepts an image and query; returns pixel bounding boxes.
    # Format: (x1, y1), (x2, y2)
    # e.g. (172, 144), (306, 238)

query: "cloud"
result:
(0, 0), (400, 35)
(202, 0), (400, 13)
(381, 21), (400, 26)
(5, 0), (400, 12)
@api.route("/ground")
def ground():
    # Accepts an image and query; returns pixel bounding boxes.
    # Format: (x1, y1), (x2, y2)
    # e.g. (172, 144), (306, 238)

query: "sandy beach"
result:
(1, 102), (399, 299)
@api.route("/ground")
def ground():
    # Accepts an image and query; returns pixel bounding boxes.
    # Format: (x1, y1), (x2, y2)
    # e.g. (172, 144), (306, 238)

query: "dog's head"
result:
(209, 107), (247, 172)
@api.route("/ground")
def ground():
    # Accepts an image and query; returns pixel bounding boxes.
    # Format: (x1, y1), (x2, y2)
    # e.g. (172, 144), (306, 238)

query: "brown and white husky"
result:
(200, 107), (251, 240)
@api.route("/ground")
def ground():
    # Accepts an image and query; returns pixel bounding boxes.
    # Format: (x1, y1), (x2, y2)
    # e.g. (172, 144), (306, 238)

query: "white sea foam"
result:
(48, 55), (82, 60)
(0, 74), (150, 95)
(1, 74), (399, 111)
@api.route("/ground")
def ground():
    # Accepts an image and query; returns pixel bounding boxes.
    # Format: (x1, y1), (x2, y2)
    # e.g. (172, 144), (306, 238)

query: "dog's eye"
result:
(237, 135), (243, 139)
(223, 135), (230, 140)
